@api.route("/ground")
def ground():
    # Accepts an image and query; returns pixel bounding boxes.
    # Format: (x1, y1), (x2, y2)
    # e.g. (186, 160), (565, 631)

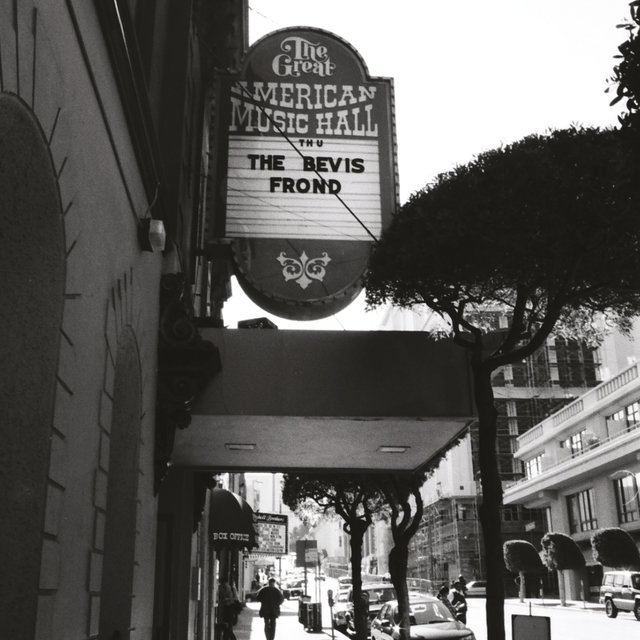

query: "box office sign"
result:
(254, 512), (288, 556)
(213, 27), (398, 320)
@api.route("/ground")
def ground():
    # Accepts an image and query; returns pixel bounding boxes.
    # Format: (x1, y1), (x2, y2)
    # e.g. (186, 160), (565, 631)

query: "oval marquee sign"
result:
(213, 27), (398, 320)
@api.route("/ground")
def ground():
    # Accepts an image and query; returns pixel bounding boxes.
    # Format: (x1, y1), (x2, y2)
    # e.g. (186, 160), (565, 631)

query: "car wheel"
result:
(634, 601), (640, 621)
(605, 599), (618, 618)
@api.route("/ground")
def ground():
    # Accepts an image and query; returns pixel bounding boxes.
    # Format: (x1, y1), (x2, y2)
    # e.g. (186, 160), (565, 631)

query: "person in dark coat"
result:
(450, 581), (468, 624)
(256, 577), (284, 640)
(437, 584), (450, 604)
(219, 577), (240, 640)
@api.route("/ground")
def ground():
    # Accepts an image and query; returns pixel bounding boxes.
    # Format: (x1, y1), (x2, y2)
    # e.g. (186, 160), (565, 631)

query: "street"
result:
(461, 597), (639, 640)
(243, 593), (640, 640)
(314, 577), (640, 640)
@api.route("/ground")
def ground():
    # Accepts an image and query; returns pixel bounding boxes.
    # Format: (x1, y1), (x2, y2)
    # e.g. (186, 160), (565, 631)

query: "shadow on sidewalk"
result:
(234, 601), (334, 640)
(506, 597), (604, 611)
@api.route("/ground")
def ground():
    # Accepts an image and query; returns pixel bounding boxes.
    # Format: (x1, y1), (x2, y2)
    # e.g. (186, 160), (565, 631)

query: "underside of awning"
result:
(173, 330), (475, 474)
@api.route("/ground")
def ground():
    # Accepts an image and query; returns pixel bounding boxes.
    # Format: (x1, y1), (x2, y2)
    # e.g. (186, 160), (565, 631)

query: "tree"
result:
(374, 473), (426, 640)
(281, 474), (387, 640)
(541, 532), (586, 605)
(591, 527), (640, 569)
(365, 126), (640, 640)
(607, 0), (640, 135)
(504, 540), (544, 603)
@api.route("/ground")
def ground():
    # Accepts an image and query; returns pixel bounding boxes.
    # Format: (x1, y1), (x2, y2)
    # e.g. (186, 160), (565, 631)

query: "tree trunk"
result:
(349, 521), (369, 640)
(518, 571), (525, 603)
(388, 544), (410, 640)
(558, 569), (566, 606)
(472, 358), (506, 640)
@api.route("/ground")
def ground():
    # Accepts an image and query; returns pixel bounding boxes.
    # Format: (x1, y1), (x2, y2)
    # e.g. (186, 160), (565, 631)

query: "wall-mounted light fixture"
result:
(139, 218), (166, 252)
(225, 443), (256, 451)
(377, 445), (410, 453)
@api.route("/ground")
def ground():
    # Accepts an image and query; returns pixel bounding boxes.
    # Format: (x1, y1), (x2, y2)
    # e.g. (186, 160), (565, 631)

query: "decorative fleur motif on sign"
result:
(276, 251), (331, 290)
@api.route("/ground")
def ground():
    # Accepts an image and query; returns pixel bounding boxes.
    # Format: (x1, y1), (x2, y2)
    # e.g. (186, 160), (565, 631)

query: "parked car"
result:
(282, 578), (305, 599)
(346, 583), (397, 635)
(406, 577), (434, 596)
(245, 587), (260, 602)
(331, 589), (352, 632)
(337, 575), (353, 593)
(370, 595), (476, 640)
(599, 570), (640, 620)
(464, 580), (486, 597)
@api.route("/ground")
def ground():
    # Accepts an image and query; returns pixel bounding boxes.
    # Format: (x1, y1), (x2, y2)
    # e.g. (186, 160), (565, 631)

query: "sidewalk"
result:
(505, 597), (604, 612)
(235, 600), (334, 640)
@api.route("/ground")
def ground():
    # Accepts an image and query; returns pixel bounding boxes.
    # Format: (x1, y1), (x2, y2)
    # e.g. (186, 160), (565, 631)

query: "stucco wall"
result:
(1, 2), (161, 638)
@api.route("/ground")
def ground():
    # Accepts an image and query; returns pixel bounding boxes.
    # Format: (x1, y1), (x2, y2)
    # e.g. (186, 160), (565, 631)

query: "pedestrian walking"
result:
(256, 577), (284, 640)
(450, 581), (468, 624)
(219, 577), (241, 640)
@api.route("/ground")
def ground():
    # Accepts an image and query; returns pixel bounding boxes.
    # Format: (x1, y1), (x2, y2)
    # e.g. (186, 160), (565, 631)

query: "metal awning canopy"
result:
(172, 329), (475, 473)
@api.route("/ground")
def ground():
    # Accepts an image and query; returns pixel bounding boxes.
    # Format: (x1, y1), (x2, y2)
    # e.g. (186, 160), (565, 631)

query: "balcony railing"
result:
(518, 424), (544, 447)
(552, 400), (584, 427)
(515, 362), (640, 449)
(507, 422), (640, 490)
(597, 364), (639, 400)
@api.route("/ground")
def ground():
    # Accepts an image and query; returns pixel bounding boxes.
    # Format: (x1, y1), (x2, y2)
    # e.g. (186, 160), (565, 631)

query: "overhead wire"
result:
(235, 82), (381, 244)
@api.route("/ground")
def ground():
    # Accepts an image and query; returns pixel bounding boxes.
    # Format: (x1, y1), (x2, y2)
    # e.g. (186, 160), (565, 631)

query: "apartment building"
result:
(504, 361), (640, 599)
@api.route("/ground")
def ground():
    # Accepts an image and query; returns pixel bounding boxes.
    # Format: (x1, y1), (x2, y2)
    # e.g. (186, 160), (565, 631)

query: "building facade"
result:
(1, 2), (248, 639)
(406, 331), (630, 591)
(504, 360), (640, 600)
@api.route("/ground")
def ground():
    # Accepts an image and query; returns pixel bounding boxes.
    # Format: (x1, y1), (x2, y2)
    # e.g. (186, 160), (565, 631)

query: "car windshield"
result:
(367, 588), (397, 604)
(393, 601), (457, 625)
(632, 575), (640, 589)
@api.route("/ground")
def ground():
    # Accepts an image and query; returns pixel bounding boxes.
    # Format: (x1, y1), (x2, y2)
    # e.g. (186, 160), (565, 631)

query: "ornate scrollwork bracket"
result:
(154, 273), (221, 492)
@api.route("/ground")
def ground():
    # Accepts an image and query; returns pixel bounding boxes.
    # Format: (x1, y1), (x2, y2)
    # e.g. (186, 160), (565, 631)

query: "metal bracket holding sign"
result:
(512, 614), (551, 640)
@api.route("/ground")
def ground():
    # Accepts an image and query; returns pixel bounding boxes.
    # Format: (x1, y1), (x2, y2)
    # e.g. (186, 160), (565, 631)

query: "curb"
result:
(505, 598), (604, 613)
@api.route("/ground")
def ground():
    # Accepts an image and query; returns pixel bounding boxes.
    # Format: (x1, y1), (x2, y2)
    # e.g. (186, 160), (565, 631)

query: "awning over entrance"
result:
(209, 487), (257, 550)
(173, 329), (475, 474)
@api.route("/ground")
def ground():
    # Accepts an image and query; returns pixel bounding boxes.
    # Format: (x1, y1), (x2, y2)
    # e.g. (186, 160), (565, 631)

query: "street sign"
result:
(296, 539), (318, 567)
(512, 614), (550, 640)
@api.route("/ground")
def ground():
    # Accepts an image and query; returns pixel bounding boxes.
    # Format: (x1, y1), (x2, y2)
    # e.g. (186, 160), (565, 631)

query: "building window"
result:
(567, 489), (597, 533)
(607, 400), (640, 434)
(627, 402), (640, 427)
(502, 505), (520, 522)
(560, 429), (587, 457)
(614, 473), (640, 524)
(524, 453), (544, 479)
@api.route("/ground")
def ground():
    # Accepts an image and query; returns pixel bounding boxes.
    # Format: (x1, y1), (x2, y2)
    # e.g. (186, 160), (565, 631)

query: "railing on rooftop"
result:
(517, 424), (544, 447)
(507, 421), (640, 490)
(552, 400), (584, 427)
(597, 364), (639, 401)
(515, 362), (640, 449)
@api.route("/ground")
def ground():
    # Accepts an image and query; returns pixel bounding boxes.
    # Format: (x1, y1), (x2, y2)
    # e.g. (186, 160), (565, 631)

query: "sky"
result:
(222, 0), (633, 330)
